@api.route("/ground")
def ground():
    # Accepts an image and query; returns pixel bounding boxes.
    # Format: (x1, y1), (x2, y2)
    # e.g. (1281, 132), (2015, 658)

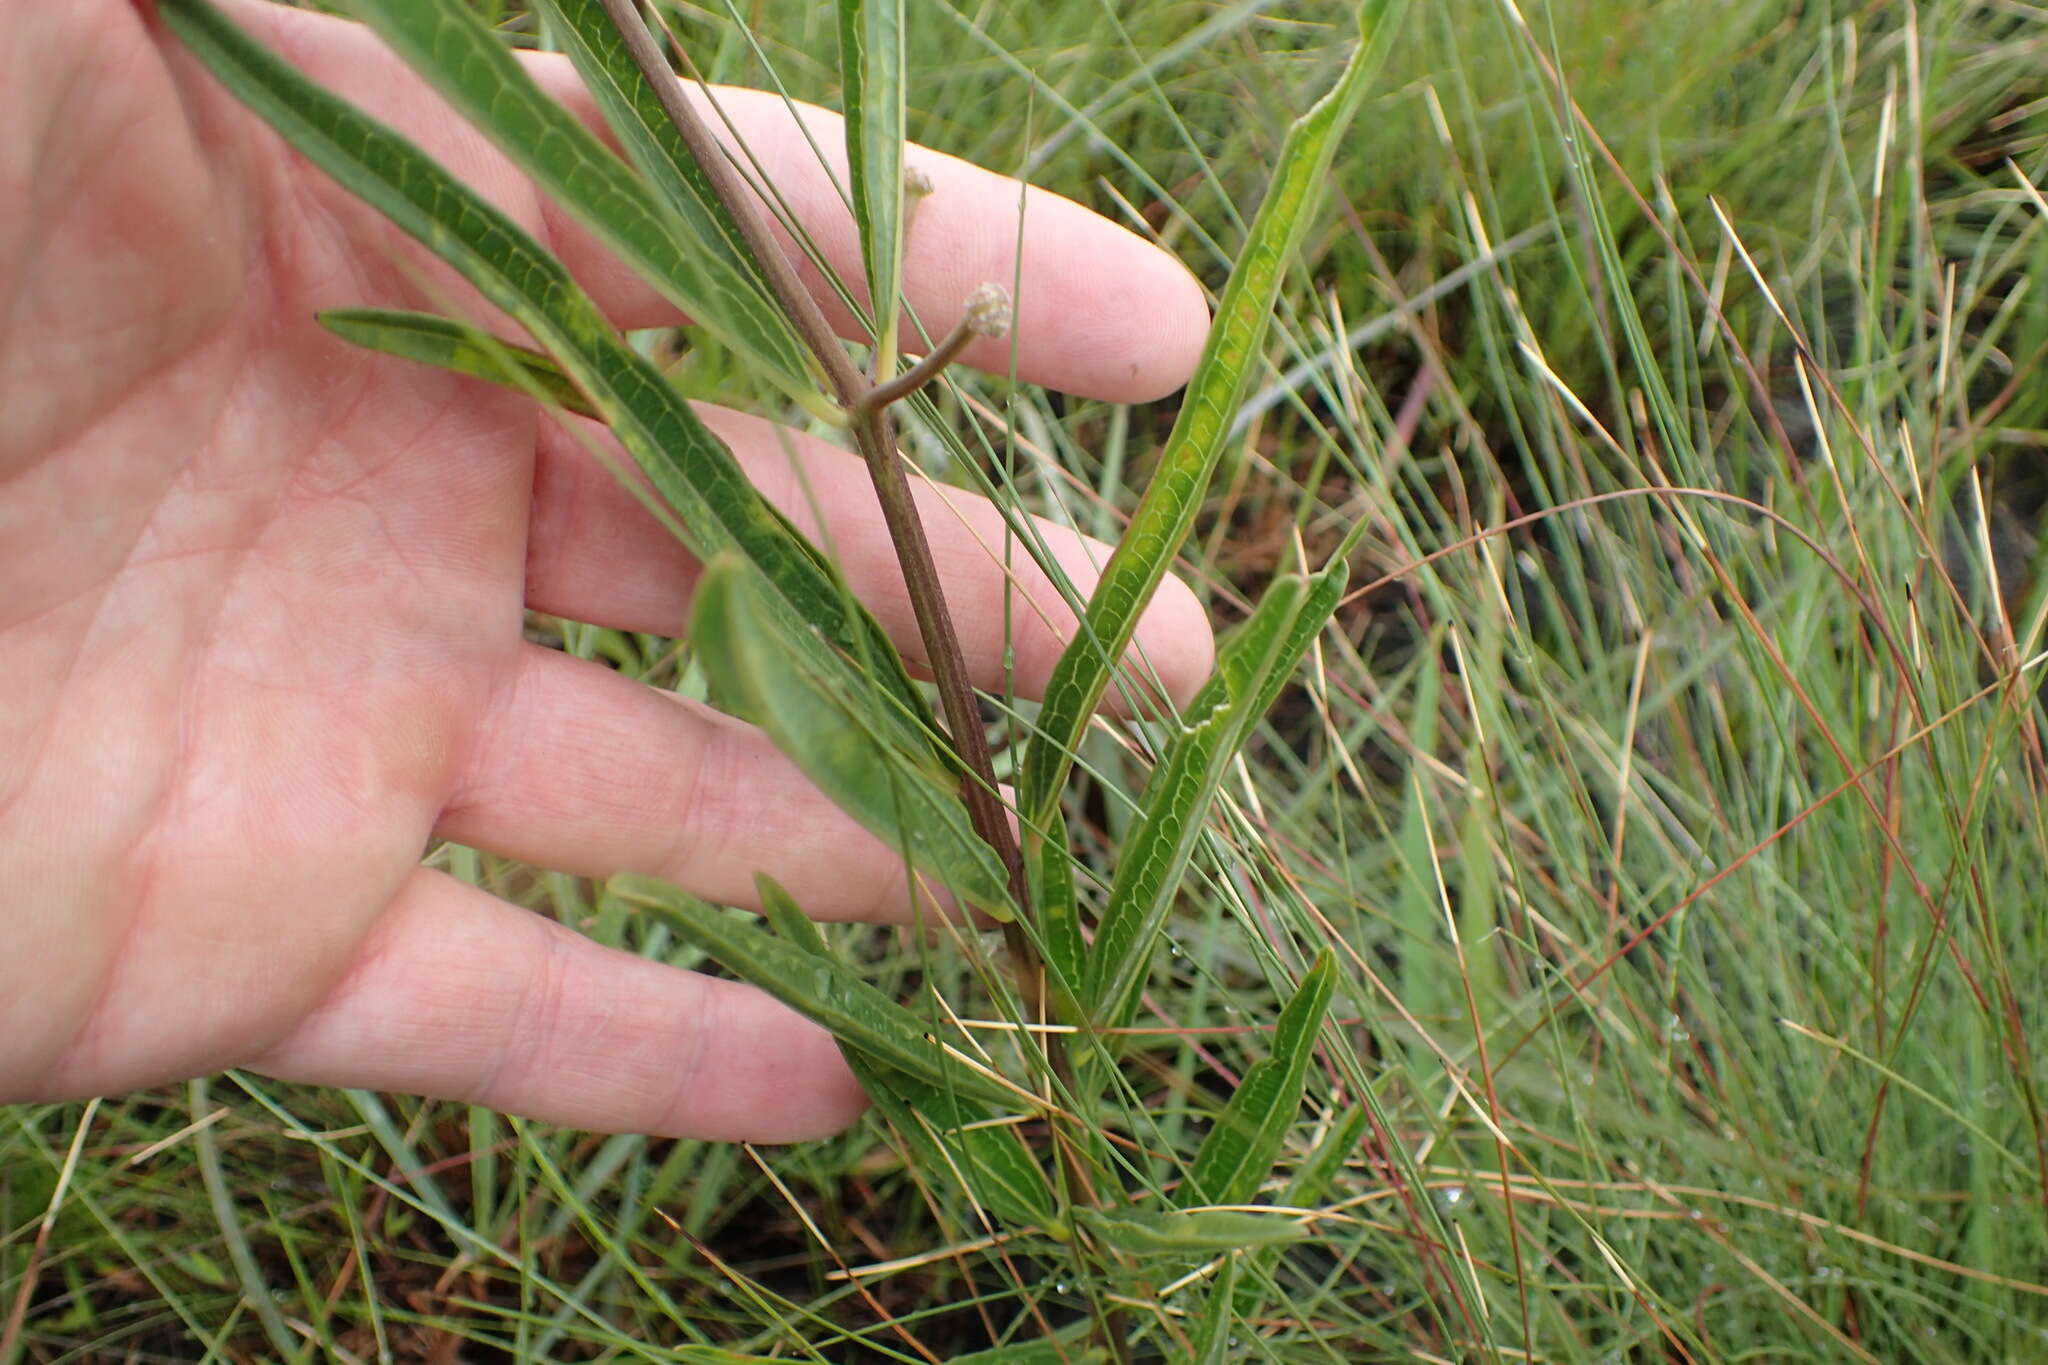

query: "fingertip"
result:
(1097, 243), (1213, 404)
(678, 977), (870, 1142)
(990, 209), (1213, 405)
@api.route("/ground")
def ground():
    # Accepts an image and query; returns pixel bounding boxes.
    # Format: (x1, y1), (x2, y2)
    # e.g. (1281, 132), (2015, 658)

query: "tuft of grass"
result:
(8, 1), (2048, 1361)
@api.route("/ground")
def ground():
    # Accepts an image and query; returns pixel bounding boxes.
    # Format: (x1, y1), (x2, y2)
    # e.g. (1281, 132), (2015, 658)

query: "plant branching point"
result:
(591, 0), (1027, 913)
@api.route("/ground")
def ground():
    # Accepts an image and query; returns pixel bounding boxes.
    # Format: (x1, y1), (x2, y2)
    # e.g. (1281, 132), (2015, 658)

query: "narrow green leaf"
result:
(1088, 562), (1351, 1030)
(1073, 1205), (1311, 1256)
(754, 873), (830, 959)
(837, 0), (907, 367)
(1247, 555), (1350, 729)
(748, 877), (1056, 1229)
(1031, 806), (1087, 1013)
(162, 0), (940, 763)
(692, 555), (1016, 919)
(527, 0), (766, 301)
(947, 1338), (1105, 1365)
(856, 1059), (1059, 1231)
(1180, 950), (1337, 1209)
(1236, 1103), (1367, 1316)
(1017, 12), (1397, 833)
(318, 308), (597, 418)
(609, 876), (1018, 1109)
(1279, 1102), (1368, 1210)
(336, 0), (822, 408)
(1193, 1255), (1237, 1365)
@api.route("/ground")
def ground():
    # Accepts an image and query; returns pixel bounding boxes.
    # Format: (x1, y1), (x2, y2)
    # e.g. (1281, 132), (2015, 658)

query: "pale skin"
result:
(0, 1), (1214, 1141)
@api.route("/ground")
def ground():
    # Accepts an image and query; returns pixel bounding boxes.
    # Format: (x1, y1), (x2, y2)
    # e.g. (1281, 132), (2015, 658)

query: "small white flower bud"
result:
(963, 282), (1013, 339)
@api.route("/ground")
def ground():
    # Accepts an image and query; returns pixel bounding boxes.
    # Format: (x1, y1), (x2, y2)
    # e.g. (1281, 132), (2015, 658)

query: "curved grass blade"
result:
(837, 0), (907, 369)
(692, 555), (1015, 919)
(335, 0), (825, 412)
(1015, 8), (1396, 834)
(162, 0), (939, 762)
(609, 876), (1018, 1110)
(1178, 950), (1336, 1209)
(1090, 560), (1349, 1029)
(318, 308), (597, 418)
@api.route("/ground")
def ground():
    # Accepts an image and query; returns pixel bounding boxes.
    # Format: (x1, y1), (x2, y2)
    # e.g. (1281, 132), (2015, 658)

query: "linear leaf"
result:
(315, 308), (875, 627)
(1279, 1102), (1368, 1210)
(609, 876), (1018, 1109)
(1089, 560), (1350, 1029)
(1247, 555), (1349, 729)
(336, 0), (821, 408)
(947, 1339), (1105, 1365)
(162, 0), (940, 763)
(1180, 950), (1336, 1209)
(318, 308), (597, 418)
(692, 555), (1016, 919)
(317, 312), (896, 662)
(857, 1059), (1058, 1231)
(1073, 1205), (1311, 1256)
(749, 877), (1056, 1229)
(1016, 11), (1396, 833)
(754, 874), (831, 959)
(1194, 1255), (1238, 1365)
(1030, 806), (1087, 1014)
(1236, 1104), (1367, 1316)
(528, 0), (767, 300)
(837, 0), (907, 365)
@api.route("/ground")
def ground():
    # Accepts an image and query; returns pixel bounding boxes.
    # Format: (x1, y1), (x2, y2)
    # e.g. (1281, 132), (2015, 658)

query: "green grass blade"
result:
(1015, 9), (1395, 832)
(318, 308), (597, 418)
(609, 876), (1017, 1110)
(162, 0), (938, 758)
(691, 555), (1016, 919)
(336, 0), (823, 409)
(837, 0), (907, 367)
(1088, 563), (1349, 1029)
(1179, 950), (1336, 1209)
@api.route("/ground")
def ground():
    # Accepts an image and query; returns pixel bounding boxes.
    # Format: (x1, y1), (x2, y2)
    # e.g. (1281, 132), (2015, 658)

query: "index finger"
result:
(524, 70), (1210, 403)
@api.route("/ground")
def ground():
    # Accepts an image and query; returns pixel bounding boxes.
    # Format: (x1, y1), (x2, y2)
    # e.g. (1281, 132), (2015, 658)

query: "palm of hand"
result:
(0, 0), (1209, 1140)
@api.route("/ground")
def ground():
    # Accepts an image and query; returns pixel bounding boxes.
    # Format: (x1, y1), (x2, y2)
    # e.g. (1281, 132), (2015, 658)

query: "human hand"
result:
(0, 0), (1212, 1141)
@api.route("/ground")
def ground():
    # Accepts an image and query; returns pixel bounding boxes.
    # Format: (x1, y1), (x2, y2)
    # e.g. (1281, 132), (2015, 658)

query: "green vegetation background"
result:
(8, 0), (2048, 1360)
